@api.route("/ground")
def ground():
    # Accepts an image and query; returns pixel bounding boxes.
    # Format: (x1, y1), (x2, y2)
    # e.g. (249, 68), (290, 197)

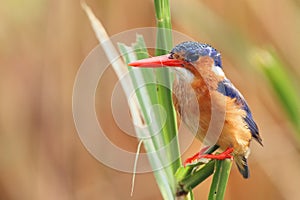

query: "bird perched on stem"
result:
(129, 41), (263, 178)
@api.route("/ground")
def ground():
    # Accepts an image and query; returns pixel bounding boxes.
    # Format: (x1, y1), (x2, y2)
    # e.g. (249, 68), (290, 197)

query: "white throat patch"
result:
(211, 65), (225, 77)
(174, 67), (194, 83)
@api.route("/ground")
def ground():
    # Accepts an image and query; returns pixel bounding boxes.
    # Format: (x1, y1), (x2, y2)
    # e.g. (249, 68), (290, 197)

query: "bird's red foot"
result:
(199, 147), (234, 160)
(184, 147), (234, 167)
(183, 146), (210, 166)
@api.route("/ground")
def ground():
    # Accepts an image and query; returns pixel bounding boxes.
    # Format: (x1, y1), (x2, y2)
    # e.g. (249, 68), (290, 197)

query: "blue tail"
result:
(235, 155), (249, 179)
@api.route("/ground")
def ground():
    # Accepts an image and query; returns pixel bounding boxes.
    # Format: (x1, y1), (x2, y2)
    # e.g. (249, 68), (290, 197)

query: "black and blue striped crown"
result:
(170, 41), (222, 68)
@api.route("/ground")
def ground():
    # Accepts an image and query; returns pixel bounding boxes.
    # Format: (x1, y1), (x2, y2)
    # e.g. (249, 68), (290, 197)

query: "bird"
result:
(128, 41), (263, 178)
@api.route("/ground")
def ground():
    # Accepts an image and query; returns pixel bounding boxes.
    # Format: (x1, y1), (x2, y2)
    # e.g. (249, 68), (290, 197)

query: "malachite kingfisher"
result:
(128, 41), (263, 178)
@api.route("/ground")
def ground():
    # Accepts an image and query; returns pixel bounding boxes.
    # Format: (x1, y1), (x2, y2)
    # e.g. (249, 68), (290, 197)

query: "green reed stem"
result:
(208, 159), (232, 200)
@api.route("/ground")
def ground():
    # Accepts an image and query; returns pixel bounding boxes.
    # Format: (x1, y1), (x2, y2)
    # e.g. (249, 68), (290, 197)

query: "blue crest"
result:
(171, 41), (223, 68)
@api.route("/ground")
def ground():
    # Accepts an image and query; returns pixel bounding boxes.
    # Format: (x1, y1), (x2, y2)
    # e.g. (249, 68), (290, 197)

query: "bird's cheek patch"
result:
(211, 65), (225, 77)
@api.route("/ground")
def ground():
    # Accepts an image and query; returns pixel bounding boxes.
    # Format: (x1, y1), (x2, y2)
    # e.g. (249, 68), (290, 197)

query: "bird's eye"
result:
(185, 53), (199, 62)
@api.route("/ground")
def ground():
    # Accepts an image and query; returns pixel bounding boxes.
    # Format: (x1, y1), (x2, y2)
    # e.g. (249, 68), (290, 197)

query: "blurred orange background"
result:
(1, 0), (300, 199)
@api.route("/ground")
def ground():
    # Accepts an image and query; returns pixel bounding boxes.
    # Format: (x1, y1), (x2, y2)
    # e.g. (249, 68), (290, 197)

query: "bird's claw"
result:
(183, 146), (210, 167)
(184, 147), (234, 167)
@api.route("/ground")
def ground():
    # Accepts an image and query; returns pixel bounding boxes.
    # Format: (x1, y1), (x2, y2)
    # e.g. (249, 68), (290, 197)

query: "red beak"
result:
(128, 54), (185, 68)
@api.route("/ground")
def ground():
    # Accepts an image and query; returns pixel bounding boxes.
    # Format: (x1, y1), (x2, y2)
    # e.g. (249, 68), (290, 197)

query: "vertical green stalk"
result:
(154, 0), (181, 177)
(155, 0), (173, 55)
(208, 159), (232, 200)
(119, 38), (175, 199)
(120, 0), (182, 196)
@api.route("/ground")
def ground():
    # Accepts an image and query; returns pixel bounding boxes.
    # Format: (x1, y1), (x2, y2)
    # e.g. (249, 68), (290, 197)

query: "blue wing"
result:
(217, 79), (263, 146)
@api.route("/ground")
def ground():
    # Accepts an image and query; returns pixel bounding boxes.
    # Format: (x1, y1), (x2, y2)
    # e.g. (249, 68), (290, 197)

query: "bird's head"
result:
(128, 41), (223, 77)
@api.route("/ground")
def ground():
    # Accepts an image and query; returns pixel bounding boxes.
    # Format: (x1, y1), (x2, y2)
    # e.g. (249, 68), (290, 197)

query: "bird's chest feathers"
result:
(173, 63), (225, 136)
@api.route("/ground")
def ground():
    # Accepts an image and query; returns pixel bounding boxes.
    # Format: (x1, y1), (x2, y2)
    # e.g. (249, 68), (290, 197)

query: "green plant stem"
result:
(154, 0), (172, 55)
(208, 159), (232, 200)
(118, 39), (174, 199)
(176, 160), (216, 197)
(154, 0), (181, 177)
